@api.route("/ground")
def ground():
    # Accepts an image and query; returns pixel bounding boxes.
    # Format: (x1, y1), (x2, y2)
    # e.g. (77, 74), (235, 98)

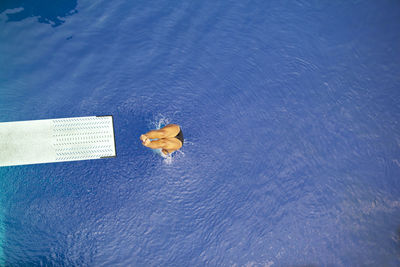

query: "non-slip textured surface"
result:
(0, 116), (116, 167)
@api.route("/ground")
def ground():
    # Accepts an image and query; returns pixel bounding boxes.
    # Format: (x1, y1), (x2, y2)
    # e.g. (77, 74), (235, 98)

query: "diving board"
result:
(0, 116), (116, 167)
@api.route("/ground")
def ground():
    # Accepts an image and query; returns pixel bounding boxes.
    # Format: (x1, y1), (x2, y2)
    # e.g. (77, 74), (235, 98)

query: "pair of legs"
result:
(140, 124), (182, 155)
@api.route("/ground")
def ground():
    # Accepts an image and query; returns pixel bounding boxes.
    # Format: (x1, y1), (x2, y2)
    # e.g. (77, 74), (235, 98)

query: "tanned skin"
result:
(140, 124), (182, 155)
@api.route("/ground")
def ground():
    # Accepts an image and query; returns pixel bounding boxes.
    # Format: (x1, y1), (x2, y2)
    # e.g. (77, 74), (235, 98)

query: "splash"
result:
(150, 114), (171, 130)
(149, 115), (183, 164)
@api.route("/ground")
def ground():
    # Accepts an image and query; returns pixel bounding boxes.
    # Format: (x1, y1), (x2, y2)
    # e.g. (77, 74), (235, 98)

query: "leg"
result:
(143, 124), (180, 139)
(142, 139), (166, 149)
(142, 137), (182, 151)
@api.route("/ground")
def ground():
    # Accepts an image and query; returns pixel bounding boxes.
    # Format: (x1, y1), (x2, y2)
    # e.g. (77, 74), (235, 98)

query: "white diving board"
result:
(0, 116), (116, 167)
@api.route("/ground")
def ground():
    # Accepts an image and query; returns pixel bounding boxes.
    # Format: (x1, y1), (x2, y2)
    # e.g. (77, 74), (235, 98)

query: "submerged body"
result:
(140, 124), (183, 155)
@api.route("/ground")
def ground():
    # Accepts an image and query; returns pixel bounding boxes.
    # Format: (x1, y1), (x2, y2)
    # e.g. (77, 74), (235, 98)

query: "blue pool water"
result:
(1, 0), (400, 266)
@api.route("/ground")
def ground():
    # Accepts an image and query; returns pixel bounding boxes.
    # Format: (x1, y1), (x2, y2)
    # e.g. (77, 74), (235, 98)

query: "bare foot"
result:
(140, 134), (147, 142)
(140, 135), (151, 146)
(143, 138), (150, 146)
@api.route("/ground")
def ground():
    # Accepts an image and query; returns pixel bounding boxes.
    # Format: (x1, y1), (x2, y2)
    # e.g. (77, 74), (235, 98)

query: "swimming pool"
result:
(1, 0), (400, 265)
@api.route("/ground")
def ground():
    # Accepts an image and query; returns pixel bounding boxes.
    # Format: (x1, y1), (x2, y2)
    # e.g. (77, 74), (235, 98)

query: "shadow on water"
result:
(396, 225), (400, 249)
(0, 0), (77, 27)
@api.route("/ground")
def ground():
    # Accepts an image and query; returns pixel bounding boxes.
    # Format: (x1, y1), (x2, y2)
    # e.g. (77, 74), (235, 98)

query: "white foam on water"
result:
(150, 114), (170, 130)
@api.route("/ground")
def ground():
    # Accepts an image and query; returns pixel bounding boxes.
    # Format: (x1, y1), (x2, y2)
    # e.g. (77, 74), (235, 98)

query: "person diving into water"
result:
(140, 124), (184, 155)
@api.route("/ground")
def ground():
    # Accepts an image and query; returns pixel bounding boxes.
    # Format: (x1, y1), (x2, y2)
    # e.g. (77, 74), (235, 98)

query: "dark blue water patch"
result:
(0, 0), (77, 27)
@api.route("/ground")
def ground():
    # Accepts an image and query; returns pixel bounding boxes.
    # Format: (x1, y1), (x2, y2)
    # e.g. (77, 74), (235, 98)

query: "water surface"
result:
(1, 0), (400, 265)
